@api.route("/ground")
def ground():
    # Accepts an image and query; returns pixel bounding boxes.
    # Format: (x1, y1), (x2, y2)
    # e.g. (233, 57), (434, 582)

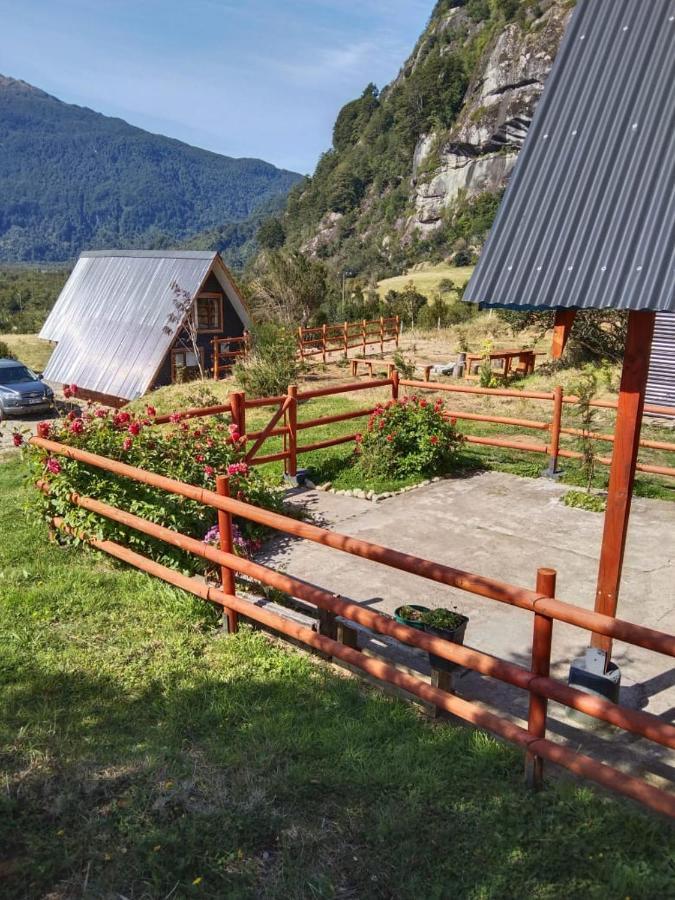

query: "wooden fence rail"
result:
(31, 436), (675, 817)
(297, 316), (400, 363)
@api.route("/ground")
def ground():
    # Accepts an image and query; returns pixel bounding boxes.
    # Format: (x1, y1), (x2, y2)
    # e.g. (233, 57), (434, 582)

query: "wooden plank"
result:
(551, 309), (577, 359)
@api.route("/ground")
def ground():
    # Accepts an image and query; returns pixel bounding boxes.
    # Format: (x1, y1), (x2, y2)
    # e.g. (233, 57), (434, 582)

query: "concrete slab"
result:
(259, 472), (675, 786)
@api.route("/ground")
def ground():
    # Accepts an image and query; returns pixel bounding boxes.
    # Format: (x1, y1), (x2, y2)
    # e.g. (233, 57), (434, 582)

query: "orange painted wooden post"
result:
(547, 385), (564, 475)
(551, 309), (577, 359)
(322, 323), (327, 363)
(213, 339), (220, 381)
(362, 319), (367, 355)
(286, 384), (298, 478)
(343, 321), (349, 356)
(380, 316), (385, 353)
(391, 369), (399, 400)
(230, 391), (246, 438)
(297, 326), (304, 362)
(525, 567), (556, 789)
(216, 474), (238, 633)
(395, 315), (401, 347)
(593, 310), (656, 659)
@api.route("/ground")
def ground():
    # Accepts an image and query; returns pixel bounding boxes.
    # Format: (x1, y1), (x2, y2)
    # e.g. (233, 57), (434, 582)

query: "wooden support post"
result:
(343, 321), (349, 357)
(216, 475), (238, 634)
(337, 620), (359, 650)
(362, 319), (367, 356)
(593, 310), (656, 659)
(213, 339), (220, 381)
(230, 391), (246, 438)
(322, 323), (327, 364)
(380, 316), (385, 354)
(297, 327), (304, 362)
(391, 368), (399, 400)
(286, 384), (298, 478)
(551, 309), (577, 359)
(395, 315), (400, 347)
(547, 385), (563, 475)
(525, 567), (555, 789)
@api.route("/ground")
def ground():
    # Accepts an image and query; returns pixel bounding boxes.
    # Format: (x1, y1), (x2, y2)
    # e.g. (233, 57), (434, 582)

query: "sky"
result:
(0, 0), (432, 174)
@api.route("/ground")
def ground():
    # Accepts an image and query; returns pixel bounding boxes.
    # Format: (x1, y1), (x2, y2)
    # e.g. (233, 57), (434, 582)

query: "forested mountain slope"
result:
(276, 0), (572, 279)
(0, 75), (301, 263)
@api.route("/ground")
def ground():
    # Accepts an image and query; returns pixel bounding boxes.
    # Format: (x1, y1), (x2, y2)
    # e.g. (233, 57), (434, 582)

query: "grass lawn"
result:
(1, 456), (674, 898)
(377, 263), (475, 300)
(0, 332), (54, 371)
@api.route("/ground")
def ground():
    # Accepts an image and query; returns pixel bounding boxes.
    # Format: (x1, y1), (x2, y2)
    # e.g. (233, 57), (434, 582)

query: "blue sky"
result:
(0, 0), (432, 173)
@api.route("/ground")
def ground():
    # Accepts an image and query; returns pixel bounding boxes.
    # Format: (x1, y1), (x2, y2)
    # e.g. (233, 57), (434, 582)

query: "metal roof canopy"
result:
(463, 0), (675, 313)
(40, 250), (250, 401)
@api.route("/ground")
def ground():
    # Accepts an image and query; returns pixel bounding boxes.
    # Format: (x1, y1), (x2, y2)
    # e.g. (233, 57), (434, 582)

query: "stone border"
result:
(314, 475), (445, 503)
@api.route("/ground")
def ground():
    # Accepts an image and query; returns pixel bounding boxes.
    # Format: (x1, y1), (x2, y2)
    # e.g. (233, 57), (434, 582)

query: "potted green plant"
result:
(394, 604), (430, 630)
(421, 607), (469, 673)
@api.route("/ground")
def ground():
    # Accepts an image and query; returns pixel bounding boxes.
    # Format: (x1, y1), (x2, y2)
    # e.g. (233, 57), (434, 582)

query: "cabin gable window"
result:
(195, 293), (223, 333)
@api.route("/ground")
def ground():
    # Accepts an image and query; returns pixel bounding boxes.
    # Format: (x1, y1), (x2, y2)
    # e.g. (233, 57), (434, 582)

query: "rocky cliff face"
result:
(281, 1), (574, 277)
(409, 2), (571, 238)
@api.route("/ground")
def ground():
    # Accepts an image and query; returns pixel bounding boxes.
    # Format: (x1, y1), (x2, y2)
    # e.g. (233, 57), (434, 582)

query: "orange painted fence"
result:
(297, 316), (400, 363)
(212, 335), (250, 380)
(154, 374), (675, 481)
(31, 435), (675, 817)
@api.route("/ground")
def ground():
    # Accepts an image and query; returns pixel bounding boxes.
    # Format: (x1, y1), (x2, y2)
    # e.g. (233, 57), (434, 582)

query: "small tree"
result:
(163, 282), (204, 380)
(571, 365), (599, 493)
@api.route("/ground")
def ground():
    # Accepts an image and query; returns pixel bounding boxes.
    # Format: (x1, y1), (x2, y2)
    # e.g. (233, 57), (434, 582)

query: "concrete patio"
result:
(259, 471), (675, 788)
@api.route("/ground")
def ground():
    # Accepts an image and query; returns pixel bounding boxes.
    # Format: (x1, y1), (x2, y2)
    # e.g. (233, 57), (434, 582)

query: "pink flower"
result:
(37, 421), (51, 439)
(204, 465), (215, 477)
(228, 423), (239, 435)
(94, 408), (108, 419)
(354, 433), (362, 443)
(113, 411), (131, 428)
(386, 433), (394, 443)
(12, 432), (24, 447)
(122, 437), (133, 451)
(169, 412), (182, 424)
(70, 418), (84, 434)
(227, 462), (249, 476)
(195, 453), (205, 463)
(145, 405), (157, 417)
(46, 457), (61, 475)
(69, 384), (78, 396)
(128, 421), (141, 436)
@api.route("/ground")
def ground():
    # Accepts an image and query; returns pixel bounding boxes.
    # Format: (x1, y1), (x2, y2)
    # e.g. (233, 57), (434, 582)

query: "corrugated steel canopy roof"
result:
(464, 0), (675, 312)
(40, 250), (248, 400)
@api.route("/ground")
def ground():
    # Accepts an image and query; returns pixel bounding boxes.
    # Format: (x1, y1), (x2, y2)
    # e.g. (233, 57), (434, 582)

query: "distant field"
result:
(0, 333), (53, 371)
(377, 263), (474, 299)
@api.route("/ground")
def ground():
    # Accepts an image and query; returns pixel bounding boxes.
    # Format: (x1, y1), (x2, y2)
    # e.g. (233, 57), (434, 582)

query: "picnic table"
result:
(465, 348), (537, 379)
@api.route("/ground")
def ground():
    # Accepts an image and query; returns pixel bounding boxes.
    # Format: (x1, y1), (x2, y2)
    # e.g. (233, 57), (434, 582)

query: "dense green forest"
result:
(0, 75), (301, 263)
(0, 266), (69, 333)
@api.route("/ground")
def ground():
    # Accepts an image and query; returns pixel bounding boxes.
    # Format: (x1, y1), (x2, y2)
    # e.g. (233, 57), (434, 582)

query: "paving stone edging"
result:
(313, 475), (445, 503)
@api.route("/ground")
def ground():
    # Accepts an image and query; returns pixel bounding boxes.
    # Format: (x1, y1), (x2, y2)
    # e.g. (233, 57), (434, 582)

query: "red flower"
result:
(228, 423), (239, 435)
(113, 411), (131, 428)
(195, 453), (205, 463)
(169, 412), (182, 424)
(204, 465), (215, 477)
(37, 421), (51, 438)
(419, 399), (427, 408)
(386, 433), (394, 442)
(46, 457), (61, 475)
(69, 384), (78, 396)
(354, 433), (362, 443)
(227, 462), (249, 476)
(429, 435), (438, 445)
(145, 405), (157, 417)
(122, 437), (133, 451)
(128, 421), (141, 436)
(70, 418), (84, 434)
(94, 408), (108, 419)
(12, 432), (23, 447)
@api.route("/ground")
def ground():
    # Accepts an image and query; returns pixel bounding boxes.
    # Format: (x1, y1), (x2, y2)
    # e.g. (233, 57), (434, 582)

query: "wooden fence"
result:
(156, 374), (675, 481)
(297, 316), (400, 363)
(31, 434), (675, 817)
(212, 335), (250, 380)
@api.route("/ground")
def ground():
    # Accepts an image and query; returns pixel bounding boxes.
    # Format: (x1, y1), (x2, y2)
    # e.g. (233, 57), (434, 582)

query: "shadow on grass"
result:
(1, 629), (673, 900)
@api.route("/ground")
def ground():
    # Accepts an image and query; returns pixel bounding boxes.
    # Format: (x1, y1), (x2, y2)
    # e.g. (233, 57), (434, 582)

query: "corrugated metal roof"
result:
(40, 250), (249, 400)
(464, 0), (675, 312)
(646, 312), (675, 415)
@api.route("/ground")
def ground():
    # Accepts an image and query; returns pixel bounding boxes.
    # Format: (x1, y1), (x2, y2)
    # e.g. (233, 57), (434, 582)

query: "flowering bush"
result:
(24, 404), (283, 572)
(355, 395), (462, 481)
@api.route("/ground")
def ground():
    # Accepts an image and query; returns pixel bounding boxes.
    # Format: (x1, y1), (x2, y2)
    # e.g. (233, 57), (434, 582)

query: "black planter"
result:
(425, 614), (469, 673)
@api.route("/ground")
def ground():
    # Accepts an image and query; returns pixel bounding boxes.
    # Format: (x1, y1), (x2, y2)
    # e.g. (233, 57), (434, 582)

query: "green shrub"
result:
(562, 490), (606, 513)
(234, 324), (300, 397)
(0, 340), (16, 359)
(23, 405), (284, 571)
(355, 395), (462, 481)
(392, 350), (416, 379)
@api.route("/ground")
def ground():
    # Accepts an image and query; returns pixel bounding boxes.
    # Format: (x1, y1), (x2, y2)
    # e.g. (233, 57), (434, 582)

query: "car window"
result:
(0, 366), (38, 384)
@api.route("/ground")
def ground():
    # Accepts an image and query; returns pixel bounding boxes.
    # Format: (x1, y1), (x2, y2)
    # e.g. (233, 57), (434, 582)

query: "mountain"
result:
(0, 75), (302, 263)
(276, 0), (572, 279)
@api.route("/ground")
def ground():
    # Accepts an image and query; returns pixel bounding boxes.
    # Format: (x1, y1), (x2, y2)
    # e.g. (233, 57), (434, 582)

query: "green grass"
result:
(376, 263), (475, 300)
(2, 457), (675, 898)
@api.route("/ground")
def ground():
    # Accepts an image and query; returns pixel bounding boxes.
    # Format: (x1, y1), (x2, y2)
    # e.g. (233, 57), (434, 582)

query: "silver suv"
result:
(0, 358), (55, 419)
